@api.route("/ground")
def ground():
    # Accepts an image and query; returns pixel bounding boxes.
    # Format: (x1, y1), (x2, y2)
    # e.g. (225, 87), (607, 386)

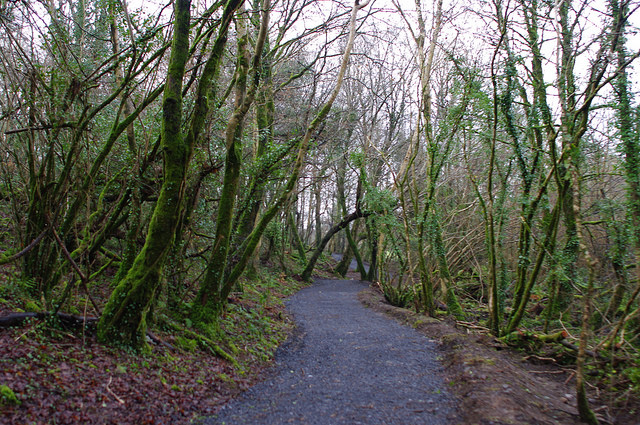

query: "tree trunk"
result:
(335, 149), (366, 279)
(97, 0), (242, 349)
(301, 209), (370, 281)
(217, 0), (371, 297)
(334, 238), (353, 277)
(313, 169), (323, 248)
(97, 0), (192, 349)
(571, 149), (600, 425)
(234, 35), (275, 246)
(288, 209), (307, 267)
(193, 1), (271, 325)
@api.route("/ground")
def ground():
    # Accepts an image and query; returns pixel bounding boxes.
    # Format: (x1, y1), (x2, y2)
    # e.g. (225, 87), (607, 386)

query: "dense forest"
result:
(1, 0), (640, 422)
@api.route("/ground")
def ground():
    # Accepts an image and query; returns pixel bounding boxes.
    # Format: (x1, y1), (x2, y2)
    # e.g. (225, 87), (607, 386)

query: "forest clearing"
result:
(1, 0), (640, 423)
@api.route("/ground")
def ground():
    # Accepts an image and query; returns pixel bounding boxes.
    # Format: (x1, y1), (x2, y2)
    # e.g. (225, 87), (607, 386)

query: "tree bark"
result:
(193, 0), (271, 325)
(97, 0), (242, 349)
(97, 0), (192, 349)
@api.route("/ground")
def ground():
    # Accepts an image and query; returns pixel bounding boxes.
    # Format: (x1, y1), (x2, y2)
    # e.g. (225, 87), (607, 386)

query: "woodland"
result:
(1, 0), (640, 423)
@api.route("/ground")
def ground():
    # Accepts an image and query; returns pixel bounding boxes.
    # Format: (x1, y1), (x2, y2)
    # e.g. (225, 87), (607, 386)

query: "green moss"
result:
(217, 373), (231, 382)
(175, 336), (197, 352)
(227, 341), (239, 355)
(0, 384), (20, 406)
(24, 301), (40, 312)
(463, 356), (496, 366)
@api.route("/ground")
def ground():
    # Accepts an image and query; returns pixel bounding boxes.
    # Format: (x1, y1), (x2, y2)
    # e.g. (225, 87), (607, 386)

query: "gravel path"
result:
(205, 279), (458, 425)
(330, 253), (369, 274)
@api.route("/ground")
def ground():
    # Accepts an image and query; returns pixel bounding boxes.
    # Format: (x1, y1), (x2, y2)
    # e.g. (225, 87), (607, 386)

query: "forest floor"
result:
(1, 259), (638, 424)
(0, 266), (310, 424)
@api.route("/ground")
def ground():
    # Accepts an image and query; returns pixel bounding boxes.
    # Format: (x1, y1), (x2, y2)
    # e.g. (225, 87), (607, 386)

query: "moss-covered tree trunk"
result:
(313, 168), (324, 248)
(335, 145), (366, 278)
(195, 0), (370, 311)
(209, 0), (371, 304)
(97, 0), (243, 349)
(233, 35), (275, 273)
(603, 0), (640, 350)
(570, 147), (600, 425)
(334, 239), (353, 277)
(288, 209), (307, 267)
(555, 0), (581, 314)
(401, 0), (464, 317)
(110, 3), (142, 285)
(97, 0), (192, 349)
(193, 1), (271, 325)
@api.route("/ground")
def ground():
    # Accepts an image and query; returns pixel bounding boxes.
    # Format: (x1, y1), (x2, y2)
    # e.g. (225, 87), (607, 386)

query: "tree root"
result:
(161, 320), (239, 367)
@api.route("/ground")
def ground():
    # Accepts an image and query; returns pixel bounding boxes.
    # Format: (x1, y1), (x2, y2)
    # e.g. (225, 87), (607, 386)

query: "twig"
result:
(523, 354), (557, 363)
(558, 315), (576, 340)
(49, 226), (87, 282)
(147, 332), (176, 351)
(105, 376), (125, 405)
(14, 327), (32, 342)
(457, 321), (490, 333)
(82, 293), (89, 347)
(594, 411), (614, 425)
(560, 339), (607, 361)
(4, 123), (75, 135)
(565, 370), (576, 384)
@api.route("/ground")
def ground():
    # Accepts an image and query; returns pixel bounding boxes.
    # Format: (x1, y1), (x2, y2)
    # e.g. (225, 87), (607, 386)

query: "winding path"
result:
(206, 279), (457, 425)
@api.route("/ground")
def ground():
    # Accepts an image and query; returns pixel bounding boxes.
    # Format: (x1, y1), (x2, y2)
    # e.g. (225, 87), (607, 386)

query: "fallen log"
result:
(502, 329), (610, 362)
(1, 311), (175, 350)
(559, 339), (608, 362)
(0, 311), (97, 329)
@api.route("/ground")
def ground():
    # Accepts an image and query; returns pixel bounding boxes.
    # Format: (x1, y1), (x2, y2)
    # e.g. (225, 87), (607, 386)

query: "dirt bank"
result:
(358, 285), (585, 425)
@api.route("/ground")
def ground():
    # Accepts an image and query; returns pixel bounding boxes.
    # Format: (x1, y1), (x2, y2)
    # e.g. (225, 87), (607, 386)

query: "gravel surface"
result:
(205, 279), (458, 425)
(330, 253), (369, 273)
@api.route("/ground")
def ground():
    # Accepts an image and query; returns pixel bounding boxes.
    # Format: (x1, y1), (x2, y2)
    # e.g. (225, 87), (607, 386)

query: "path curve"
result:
(330, 253), (369, 274)
(205, 279), (457, 425)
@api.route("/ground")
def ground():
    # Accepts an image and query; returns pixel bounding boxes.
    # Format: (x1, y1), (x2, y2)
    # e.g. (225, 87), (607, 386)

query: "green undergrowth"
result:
(213, 269), (307, 370)
(379, 280), (414, 309)
(0, 263), (307, 374)
(165, 268), (307, 370)
(0, 384), (20, 406)
(0, 266), (39, 313)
